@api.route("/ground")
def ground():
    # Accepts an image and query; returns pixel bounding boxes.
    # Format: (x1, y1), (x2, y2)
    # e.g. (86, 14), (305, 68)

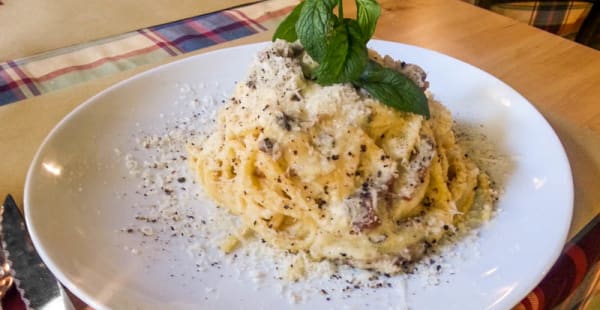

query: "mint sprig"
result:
(296, 0), (337, 62)
(356, 60), (430, 116)
(272, 2), (304, 42)
(273, 0), (429, 118)
(356, 0), (381, 39)
(315, 19), (368, 84)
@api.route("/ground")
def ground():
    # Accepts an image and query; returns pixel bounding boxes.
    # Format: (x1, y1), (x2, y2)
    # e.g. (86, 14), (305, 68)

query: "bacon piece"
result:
(347, 182), (381, 232)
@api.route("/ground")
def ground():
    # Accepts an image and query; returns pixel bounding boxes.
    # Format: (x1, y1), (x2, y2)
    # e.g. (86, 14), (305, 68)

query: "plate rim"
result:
(24, 39), (574, 310)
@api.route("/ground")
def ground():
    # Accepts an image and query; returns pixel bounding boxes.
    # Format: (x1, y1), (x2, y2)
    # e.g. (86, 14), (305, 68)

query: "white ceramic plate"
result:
(25, 41), (573, 310)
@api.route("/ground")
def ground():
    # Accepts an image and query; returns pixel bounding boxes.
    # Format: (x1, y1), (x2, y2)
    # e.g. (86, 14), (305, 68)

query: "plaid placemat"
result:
(470, 1), (597, 43)
(514, 213), (600, 309)
(0, 0), (298, 106)
(489, 1), (593, 39)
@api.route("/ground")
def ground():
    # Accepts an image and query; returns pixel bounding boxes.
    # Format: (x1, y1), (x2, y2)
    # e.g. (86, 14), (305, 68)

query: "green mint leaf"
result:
(273, 2), (305, 42)
(273, 0), (426, 117)
(355, 0), (381, 40)
(316, 19), (368, 84)
(356, 60), (430, 118)
(296, 0), (337, 62)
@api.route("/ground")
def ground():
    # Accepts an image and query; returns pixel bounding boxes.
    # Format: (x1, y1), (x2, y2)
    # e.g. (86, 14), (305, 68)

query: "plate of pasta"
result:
(24, 40), (573, 310)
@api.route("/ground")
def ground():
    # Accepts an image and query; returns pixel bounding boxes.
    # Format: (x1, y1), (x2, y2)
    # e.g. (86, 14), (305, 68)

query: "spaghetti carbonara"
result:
(188, 40), (495, 274)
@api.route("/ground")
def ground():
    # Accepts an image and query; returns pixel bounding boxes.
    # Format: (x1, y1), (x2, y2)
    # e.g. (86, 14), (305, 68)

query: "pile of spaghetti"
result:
(188, 40), (495, 274)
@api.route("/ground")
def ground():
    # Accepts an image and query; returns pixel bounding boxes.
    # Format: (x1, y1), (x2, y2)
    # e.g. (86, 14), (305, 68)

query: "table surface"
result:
(3, 0), (598, 237)
(0, 0), (259, 61)
(0, 0), (599, 308)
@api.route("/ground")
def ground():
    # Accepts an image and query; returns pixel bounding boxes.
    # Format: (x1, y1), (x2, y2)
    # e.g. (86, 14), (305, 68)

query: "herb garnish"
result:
(273, 0), (429, 118)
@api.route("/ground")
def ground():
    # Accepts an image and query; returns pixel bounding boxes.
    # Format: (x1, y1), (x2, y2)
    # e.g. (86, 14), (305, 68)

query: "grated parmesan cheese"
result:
(113, 75), (510, 308)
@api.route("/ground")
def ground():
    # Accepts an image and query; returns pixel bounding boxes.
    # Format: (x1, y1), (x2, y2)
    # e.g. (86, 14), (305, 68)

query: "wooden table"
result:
(1, 0), (599, 308)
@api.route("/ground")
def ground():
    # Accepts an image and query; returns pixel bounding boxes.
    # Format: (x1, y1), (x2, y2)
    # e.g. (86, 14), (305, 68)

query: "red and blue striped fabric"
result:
(0, 1), (294, 106)
(145, 10), (265, 54)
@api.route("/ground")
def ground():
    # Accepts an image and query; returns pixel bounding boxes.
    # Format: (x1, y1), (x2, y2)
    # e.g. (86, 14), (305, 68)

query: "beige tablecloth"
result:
(0, 0), (259, 61)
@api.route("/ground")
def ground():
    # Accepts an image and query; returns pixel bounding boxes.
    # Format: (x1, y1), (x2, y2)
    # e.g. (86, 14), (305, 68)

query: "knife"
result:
(1, 195), (64, 309)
